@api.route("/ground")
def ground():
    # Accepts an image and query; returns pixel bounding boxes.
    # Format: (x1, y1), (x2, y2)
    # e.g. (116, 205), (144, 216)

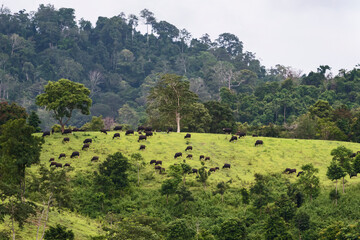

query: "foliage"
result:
(81, 115), (104, 131)
(0, 102), (27, 126)
(166, 219), (196, 240)
(44, 224), (74, 240)
(28, 111), (41, 132)
(296, 164), (320, 201)
(217, 218), (246, 240)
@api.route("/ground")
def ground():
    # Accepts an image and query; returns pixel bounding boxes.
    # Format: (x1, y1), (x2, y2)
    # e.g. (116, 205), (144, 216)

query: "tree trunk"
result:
(342, 177), (345, 194)
(176, 111), (181, 133)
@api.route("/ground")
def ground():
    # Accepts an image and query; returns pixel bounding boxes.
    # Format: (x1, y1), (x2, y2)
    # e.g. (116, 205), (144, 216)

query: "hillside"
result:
(35, 131), (360, 187)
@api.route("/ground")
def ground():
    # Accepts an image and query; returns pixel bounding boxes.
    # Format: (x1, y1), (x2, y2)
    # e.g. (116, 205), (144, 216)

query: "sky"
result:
(1, 0), (360, 75)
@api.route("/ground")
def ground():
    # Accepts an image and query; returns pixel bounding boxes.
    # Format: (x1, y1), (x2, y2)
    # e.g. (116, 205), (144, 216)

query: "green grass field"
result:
(35, 131), (360, 188)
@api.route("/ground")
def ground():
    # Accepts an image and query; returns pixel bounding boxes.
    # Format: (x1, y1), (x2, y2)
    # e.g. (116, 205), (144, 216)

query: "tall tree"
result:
(296, 163), (320, 201)
(36, 78), (92, 132)
(147, 74), (198, 132)
(330, 146), (352, 193)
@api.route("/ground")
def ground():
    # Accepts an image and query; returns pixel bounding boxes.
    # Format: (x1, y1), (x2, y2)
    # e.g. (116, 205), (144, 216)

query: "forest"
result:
(2, 4), (360, 240)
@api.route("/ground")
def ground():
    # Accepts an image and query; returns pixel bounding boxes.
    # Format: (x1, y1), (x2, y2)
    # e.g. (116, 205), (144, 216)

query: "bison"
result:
(255, 140), (263, 146)
(222, 163), (231, 169)
(284, 168), (296, 174)
(191, 169), (198, 174)
(150, 160), (157, 164)
(83, 138), (92, 144)
(174, 152), (182, 158)
(82, 143), (90, 150)
(125, 130), (134, 135)
(64, 163), (71, 167)
(229, 136), (238, 142)
(58, 153), (66, 159)
(114, 126), (123, 131)
(63, 137), (70, 143)
(145, 127), (152, 132)
(55, 163), (62, 168)
(137, 126), (145, 131)
(139, 145), (146, 150)
(222, 128), (232, 134)
(205, 157), (210, 161)
(236, 132), (246, 138)
(155, 160), (162, 165)
(184, 133), (191, 139)
(138, 135), (147, 142)
(50, 161), (57, 167)
(62, 129), (72, 135)
(91, 156), (99, 161)
(186, 154), (193, 159)
(185, 146), (193, 151)
(297, 171), (304, 177)
(113, 133), (120, 139)
(70, 151), (80, 158)
(199, 155), (205, 160)
(167, 127), (173, 133)
(42, 131), (51, 137)
(100, 129), (107, 134)
(155, 165), (161, 171)
(145, 131), (153, 137)
(49, 157), (55, 162)
(209, 168), (216, 172)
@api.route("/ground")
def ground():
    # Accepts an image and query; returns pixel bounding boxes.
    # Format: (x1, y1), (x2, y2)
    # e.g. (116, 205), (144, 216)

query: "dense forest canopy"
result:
(1, 4), (360, 137)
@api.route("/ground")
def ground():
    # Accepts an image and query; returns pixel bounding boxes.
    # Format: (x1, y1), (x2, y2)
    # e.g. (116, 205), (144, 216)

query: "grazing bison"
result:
(138, 135), (147, 142)
(297, 171), (304, 177)
(62, 129), (72, 134)
(70, 151), (80, 158)
(83, 138), (92, 144)
(100, 129), (107, 134)
(150, 160), (157, 164)
(58, 153), (66, 159)
(82, 143), (90, 150)
(154, 165), (162, 171)
(255, 140), (263, 146)
(64, 163), (71, 167)
(186, 154), (193, 159)
(199, 155), (205, 160)
(167, 127), (173, 133)
(222, 163), (231, 169)
(113, 133), (120, 139)
(91, 156), (99, 161)
(145, 131), (153, 137)
(350, 172), (358, 178)
(191, 169), (198, 174)
(72, 128), (80, 132)
(63, 137), (70, 143)
(55, 163), (62, 168)
(139, 145), (146, 150)
(114, 126), (122, 131)
(42, 131), (51, 137)
(184, 133), (191, 139)
(137, 126), (145, 131)
(185, 146), (193, 151)
(252, 134), (258, 137)
(229, 136), (238, 142)
(125, 130), (134, 135)
(209, 168), (216, 172)
(205, 157), (210, 161)
(284, 168), (296, 174)
(155, 161), (162, 165)
(49, 158), (55, 162)
(174, 152), (182, 158)
(222, 128), (232, 134)
(50, 162), (57, 167)
(145, 127), (152, 132)
(236, 132), (246, 138)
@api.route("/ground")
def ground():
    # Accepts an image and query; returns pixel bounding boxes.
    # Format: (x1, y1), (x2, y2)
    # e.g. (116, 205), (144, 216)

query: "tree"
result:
(204, 101), (235, 133)
(167, 219), (196, 240)
(140, 9), (155, 43)
(294, 212), (310, 240)
(175, 185), (194, 212)
(81, 116), (104, 131)
(218, 218), (246, 240)
(0, 102), (27, 126)
(0, 119), (43, 200)
(180, 163), (192, 185)
(160, 178), (180, 204)
(309, 100), (333, 119)
(44, 224), (74, 240)
(117, 104), (139, 128)
(197, 163), (210, 189)
(296, 164), (320, 201)
(264, 215), (292, 240)
(326, 160), (346, 205)
(330, 146), (352, 193)
(213, 181), (229, 203)
(28, 111), (41, 132)
(36, 79), (92, 133)
(130, 153), (146, 186)
(147, 74), (198, 133)
(94, 152), (130, 197)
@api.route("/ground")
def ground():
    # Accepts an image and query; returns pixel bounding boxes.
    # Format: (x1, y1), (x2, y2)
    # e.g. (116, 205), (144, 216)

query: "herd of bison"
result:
(41, 126), (302, 177)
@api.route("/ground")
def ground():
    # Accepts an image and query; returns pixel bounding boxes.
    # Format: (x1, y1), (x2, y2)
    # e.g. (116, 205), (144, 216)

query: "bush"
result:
(51, 124), (62, 133)
(44, 224), (74, 240)
(81, 116), (105, 131)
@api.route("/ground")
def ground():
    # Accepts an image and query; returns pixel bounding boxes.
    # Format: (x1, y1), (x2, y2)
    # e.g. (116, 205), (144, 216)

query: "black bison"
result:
(184, 133), (191, 139)
(70, 151), (80, 158)
(199, 155), (205, 160)
(125, 130), (134, 135)
(113, 133), (120, 139)
(215, 167), (220, 170)
(62, 129), (72, 134)
(100, 129), (107, 134)
(145, 131), (153, 137)
(236, 132), (246, 138)
(49, 157), (55, 162)
(284, 168), (296, 174)
(205, 157), (210, 161)
(63, 137), (70, 143)
(155, 165), (161, 171)
(222, 128), (232, 134)
(137, 126), (145, 131)
(174, 152), (182, 158)
(42, 131), (51, 137)
(145, 127), (152, 132)
(55, 163), (62, 168)
(58, 153), (66, 159)
(223, 163), (231, 169)
(229, 136), (238, 142)
(82, 143), (90, 150)
(138, 135), (147, 142)
(139, 145), (146, 150)
(114, 126), (123, 131)
(155, 160), (162, 165)
(252, 134), (258, 137)
(167, 127), (173, 133)
(91, 156), (99, 161)
(185, 146), (193, 151)
(209, 168), (216, 172)
(64, 163), (71, 167)
(255, 140), (263, 146)
(297, 171), (304, 177)
(83, 138), (92, 144)
(191, 169), (198, 174)
(50, 161), (57, 167)
(150, 160), (157, 164)
(186, 154), (193, 159)
(72, 128), (80, 132)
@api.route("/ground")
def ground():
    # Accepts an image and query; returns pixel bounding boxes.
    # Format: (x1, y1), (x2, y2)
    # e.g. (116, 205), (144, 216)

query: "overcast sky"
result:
(2, 0), (360, 74)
